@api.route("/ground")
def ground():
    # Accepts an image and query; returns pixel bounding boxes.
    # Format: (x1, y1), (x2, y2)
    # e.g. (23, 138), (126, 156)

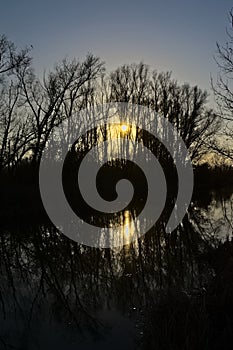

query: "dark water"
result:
(0, 188), (232, 349)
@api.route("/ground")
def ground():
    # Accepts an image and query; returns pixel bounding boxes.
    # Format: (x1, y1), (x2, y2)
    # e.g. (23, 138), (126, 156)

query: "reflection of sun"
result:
(121, 124), (128, 132)
(122, 210), (134, 245)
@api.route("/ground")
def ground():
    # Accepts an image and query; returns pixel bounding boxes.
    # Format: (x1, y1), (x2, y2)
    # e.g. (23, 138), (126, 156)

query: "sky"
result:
(0, 0), (232, 107)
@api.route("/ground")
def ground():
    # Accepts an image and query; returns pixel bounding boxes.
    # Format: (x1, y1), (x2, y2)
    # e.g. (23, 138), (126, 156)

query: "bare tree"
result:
(18, 54), (104, 162)
(0, 36), (220, 169)
(109, 63), (150, 105)
(149, 72), (219, 162)
(0, 34), (31, 76)
(108, 63), (219, 162)
(0, 35), (32, 171)
(212, 9), (233, 161)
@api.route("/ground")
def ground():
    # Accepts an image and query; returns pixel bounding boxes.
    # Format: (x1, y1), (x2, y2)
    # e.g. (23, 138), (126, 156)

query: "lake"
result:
(0, 187), (232, 349)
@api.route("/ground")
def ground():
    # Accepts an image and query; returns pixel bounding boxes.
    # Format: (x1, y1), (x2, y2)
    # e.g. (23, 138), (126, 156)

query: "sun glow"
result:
(121, 124), (128, 132)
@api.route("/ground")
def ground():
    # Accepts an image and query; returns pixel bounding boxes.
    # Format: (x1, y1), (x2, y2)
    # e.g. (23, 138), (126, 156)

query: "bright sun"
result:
(121, 124), (128, 132)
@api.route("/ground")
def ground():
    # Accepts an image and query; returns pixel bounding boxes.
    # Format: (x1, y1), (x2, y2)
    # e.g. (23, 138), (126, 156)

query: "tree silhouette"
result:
(0, 35), (32, 171)
(212, 9), (233, 161)
(108, 63), (219, 162)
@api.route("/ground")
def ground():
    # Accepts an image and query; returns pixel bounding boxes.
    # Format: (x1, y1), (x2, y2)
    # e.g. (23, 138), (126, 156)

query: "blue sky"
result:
(0, 0), (232, 106)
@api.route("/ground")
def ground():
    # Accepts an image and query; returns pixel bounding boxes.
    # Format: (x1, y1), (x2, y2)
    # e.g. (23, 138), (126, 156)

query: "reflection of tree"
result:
(0, 208), (212, 328)
(142, 234), (233, 350)
(192, 190), (233, 242)
(0, 191), (233, 347)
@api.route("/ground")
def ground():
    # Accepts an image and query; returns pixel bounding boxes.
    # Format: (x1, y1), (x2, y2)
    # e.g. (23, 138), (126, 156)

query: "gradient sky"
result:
(0, 0), (232, 107)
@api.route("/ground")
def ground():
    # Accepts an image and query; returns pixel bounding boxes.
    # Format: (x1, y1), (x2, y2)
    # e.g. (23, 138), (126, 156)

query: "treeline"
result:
(0, 34), (222, 172)
(194, 163), (233, 189)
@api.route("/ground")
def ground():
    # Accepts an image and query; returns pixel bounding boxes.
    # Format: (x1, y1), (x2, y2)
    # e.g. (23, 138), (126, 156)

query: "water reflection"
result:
(121, 210), (137, 246)
(193, 191), (233, 241)
(0, 189), (233, 348)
